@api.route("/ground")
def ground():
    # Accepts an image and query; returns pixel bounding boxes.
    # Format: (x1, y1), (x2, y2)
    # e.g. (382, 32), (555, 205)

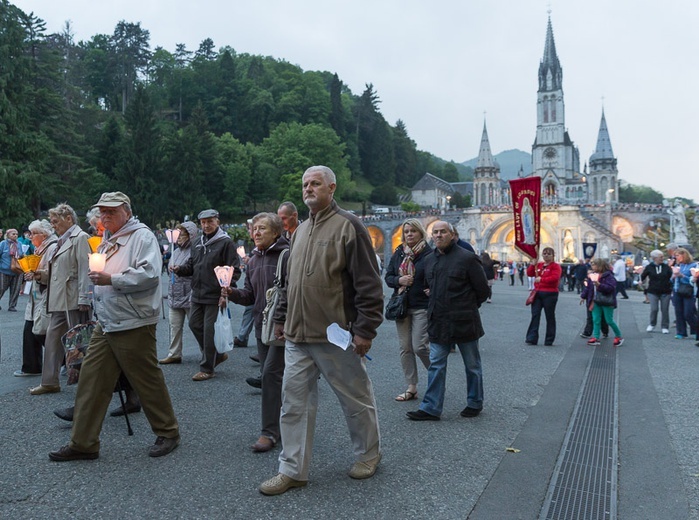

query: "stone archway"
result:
(481, 215), (555, 261)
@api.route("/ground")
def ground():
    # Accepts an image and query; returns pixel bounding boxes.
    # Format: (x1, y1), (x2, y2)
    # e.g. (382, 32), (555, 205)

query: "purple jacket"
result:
(581, 269), (617, 309)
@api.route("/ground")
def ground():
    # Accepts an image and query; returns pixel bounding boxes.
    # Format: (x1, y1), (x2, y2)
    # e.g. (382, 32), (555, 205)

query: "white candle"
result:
(89, 253), (106, 272)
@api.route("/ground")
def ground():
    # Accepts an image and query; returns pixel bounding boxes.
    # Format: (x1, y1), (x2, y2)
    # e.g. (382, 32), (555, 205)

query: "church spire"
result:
(476, 120), (496, 168)
(590, 109), (615, 161)
(538, 16), (562, 92)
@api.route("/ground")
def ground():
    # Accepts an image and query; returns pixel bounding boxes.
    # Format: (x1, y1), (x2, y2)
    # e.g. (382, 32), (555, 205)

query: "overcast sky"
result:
(12, 0), (699, 203)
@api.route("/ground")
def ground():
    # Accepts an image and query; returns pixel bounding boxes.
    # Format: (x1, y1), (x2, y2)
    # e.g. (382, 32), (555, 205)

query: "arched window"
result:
(543, 96), (549, 123)
(550, 98), (556, 122)
(480, 184), (486, 206)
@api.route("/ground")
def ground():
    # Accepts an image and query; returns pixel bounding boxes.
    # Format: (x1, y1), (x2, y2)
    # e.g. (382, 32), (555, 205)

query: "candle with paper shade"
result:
(87, 235), (102, 253)
(18, 254), (41, 273)
(165, 228), (180, 244)
(214, 265), (234, 288)
(237, 245), (246, 260)
(89, 253), (106, 272)
(588, 272), (600, 283)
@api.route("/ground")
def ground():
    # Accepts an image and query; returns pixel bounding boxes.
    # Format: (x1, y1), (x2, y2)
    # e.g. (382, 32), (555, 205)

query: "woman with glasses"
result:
(671, 248), (697, 340)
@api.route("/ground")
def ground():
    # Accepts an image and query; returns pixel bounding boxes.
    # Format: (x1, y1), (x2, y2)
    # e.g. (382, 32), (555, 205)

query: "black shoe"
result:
(544, 342), (553, 346)
(110, 403), (142, 417)
(246, 377), (262, 389)
(406, 410), (440, 421)
(49, 445), (98, 462)
(148, 435), (180, 457)
(53, 406), (75, 422)
(580, 333), (591, 338)
(249, 354), (260, 363)
(234, 338), (248, 348)
(460, 407), (482, 418)
(525, 340), (537, 345)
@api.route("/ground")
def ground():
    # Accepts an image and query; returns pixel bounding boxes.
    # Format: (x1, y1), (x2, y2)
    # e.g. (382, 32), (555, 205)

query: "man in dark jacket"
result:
(407, 221), (490, 421)
(174, 209), (240, 381)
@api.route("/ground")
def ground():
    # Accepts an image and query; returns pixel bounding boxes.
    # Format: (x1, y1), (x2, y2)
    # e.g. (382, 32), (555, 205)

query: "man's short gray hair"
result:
(650, 249), (664, 260)
(304, 165), (336, 184)
(666, 243), (678, 251)
(28, 219), (54, 237)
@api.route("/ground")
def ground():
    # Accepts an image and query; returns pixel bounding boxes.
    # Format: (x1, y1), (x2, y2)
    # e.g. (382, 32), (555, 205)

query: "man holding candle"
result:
(49, 192), (180, 461)
(173, 209), (240, 381)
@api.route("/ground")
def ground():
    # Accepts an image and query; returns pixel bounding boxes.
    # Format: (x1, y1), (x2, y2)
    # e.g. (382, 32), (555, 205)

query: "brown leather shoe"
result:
(30, 384), (60, 395)
(49, 445), (98, 462)
(192, 371), (214, 381)
(159, 356), (182, 365)
(251, 436), (275, 453)
(148, 435), (180, 457)
(214, 353), (228, 367)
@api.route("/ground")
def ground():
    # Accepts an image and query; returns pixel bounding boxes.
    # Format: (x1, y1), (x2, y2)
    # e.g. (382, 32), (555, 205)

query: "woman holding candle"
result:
(671, 248), (697, 340)
(160, 221), (198, 364)
(221, 212), (289, 452)
(30, 204), (92, 395)
(584, 258), (624, 347)
(13, 220), (58, 377)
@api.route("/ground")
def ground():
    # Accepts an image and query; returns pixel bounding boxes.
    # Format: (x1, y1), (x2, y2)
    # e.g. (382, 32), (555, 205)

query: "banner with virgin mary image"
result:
(509, 176), (541, 259)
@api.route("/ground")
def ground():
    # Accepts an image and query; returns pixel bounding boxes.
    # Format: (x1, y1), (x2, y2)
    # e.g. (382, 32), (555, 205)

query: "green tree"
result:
(442, 162), (459, 182)
(114, 85), (163, 223)
(392, 119), (417, 187)
(356, 84), (395, 185)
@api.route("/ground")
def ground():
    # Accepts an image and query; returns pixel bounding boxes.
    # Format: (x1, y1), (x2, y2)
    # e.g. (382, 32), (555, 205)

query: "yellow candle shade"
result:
(87, 236), (102, 253)
(18, 254), (41, 273)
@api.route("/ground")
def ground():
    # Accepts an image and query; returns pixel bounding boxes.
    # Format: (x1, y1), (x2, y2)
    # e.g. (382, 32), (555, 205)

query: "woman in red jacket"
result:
(525, 247), (562, 346)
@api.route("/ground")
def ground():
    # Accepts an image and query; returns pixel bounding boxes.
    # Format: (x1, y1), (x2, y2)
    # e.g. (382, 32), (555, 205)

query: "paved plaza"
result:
(0, 277), (697, 519)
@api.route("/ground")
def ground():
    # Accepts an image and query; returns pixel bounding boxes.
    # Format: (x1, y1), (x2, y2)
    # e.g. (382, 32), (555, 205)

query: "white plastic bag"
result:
(214, 307), (234, 354)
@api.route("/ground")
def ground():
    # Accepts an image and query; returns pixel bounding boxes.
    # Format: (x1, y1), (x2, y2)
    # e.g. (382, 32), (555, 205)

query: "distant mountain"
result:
(462, 149), (532, 180)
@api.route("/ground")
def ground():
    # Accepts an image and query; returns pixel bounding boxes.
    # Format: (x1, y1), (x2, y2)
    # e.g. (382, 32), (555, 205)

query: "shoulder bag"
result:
(593, 289), (615, 306)
(261, 249), (288, 346)
(385, 288), (409, 321)
(676, 282), (694, 298)
(525, 289), (537, 306)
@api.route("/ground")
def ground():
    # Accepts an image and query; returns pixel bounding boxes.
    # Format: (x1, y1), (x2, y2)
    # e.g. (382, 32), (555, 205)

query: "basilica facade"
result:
(404, 15), (664, 263)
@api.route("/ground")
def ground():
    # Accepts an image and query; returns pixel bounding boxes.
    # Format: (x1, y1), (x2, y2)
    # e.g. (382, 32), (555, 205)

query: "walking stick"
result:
(115, 379), (134, 436)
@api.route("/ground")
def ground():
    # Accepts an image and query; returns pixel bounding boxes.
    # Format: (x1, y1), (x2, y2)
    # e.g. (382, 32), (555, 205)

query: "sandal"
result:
(395, 390), (418, 402)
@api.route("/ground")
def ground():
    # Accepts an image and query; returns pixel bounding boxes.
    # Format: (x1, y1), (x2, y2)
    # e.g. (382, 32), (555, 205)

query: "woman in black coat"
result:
(385, 219), (433, 402)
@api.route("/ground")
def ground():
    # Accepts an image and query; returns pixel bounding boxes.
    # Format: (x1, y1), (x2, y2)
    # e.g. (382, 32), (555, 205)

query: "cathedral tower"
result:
(473, 120), (501, 206)
(531, 16), (580, 202)
(588, 110), (618, 203)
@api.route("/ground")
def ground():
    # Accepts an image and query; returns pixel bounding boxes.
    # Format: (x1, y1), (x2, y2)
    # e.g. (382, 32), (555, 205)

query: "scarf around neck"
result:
(399, 239), (427, 278)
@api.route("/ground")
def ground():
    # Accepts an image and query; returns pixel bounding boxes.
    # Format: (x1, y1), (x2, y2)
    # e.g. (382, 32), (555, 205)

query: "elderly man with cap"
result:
(49, 192), (180, 461)
(173, 209), (240, 381)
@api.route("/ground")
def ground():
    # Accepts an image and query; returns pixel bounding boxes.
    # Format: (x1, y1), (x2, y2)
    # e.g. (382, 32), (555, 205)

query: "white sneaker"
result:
(662, 329), (669, 334)
(646, 325), (654, 332)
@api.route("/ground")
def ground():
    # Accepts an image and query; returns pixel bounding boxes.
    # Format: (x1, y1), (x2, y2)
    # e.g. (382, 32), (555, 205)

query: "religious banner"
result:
(582, 242), (597, 260)
(509, 176), (541, 259)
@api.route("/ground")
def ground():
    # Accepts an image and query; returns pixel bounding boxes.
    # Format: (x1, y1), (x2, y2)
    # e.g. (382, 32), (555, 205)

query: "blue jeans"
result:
(236, 304), (254, 343)
(419, 340), (483, 417)
(673, 294), (697, 337)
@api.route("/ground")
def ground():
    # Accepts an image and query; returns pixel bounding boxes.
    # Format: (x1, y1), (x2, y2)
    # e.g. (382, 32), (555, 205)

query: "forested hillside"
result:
(0, 1), (451, 228)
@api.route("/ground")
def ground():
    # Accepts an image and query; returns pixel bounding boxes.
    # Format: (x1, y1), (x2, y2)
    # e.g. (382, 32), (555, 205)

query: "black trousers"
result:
(22, 320), (45, 374)
(526, 291), (559, 345)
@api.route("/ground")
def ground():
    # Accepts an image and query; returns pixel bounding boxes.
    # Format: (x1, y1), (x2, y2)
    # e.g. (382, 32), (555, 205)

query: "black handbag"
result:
(676, 283), (694, 298)
(385, 289), (409, 321)
(594, 289), (615, 307)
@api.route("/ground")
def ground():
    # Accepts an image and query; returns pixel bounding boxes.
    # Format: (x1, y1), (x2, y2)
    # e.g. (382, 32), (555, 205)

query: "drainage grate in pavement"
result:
(540, 343), (619, 520)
